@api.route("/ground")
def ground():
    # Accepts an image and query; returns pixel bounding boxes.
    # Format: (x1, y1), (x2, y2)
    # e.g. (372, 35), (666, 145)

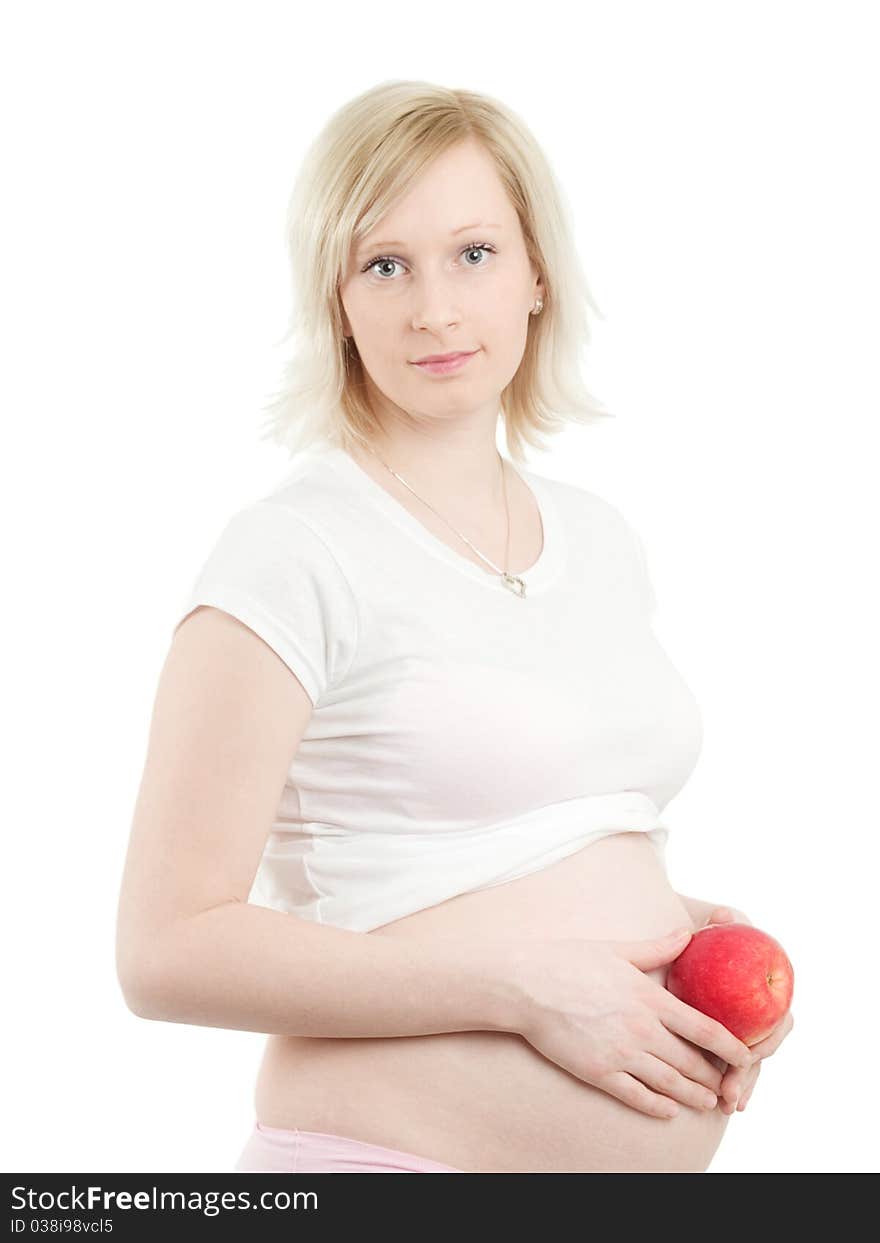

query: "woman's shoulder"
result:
(209, 447), (361, 558)
(518, 461), (636, 535)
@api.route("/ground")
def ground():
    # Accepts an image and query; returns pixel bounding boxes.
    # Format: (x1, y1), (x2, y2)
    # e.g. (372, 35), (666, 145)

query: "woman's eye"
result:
(461, 244), (494, 267)
(365, 257), (404, 279)
(362, 243), (496, 280)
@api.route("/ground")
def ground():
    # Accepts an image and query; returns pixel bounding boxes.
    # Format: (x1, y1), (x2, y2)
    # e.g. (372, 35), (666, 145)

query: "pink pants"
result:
(234, 1122), (464, 1173)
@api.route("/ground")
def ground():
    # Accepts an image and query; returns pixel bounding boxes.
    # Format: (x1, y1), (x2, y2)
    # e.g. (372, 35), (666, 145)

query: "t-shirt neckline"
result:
(318, 444), (567, 597)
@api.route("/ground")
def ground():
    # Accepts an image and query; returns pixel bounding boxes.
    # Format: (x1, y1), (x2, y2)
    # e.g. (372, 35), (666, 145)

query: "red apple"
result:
(666, 922), (794, 1046)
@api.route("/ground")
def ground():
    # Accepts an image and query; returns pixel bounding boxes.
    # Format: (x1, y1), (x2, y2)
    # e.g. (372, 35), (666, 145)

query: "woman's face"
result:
(338, 139), (544, 426)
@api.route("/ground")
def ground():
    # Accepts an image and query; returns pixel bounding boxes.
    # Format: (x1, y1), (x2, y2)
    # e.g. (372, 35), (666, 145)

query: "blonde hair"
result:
(258, 79), (612, 464)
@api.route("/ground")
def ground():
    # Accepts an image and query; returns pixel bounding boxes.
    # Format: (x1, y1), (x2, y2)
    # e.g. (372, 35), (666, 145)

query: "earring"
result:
(531, 298), (544, 315)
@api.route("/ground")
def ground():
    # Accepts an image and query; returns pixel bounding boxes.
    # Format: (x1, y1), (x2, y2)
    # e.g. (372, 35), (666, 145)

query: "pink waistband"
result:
(234, 1122), (463, 1173)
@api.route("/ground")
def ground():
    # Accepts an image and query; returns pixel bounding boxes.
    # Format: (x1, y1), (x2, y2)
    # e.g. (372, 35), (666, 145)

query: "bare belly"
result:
(252, 830), (731, 1172)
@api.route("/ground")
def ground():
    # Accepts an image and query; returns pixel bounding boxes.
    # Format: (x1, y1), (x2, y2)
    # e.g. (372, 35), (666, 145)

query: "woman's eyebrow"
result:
(357, 222), (502, 255)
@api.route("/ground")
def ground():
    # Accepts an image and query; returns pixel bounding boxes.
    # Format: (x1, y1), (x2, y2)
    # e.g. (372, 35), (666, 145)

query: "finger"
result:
(751, 1010), (794, 1059)
(723, 1052), (762, 1096)
(662, 1001), (754, 1070)
(720, 1062), (760, 1113)
(736, 1019), (789, 1069)
(595, 1070), (684, 1119)
(735, 1066), (761, 1112)
(737, 1083), (756, 1111)
(711, 907), (753, 927)
(624, 1052), (720, 1112)
(709, 907), (735, 922)
(653, 1032), (724, 1093)
(720, 1067), (746, 1105)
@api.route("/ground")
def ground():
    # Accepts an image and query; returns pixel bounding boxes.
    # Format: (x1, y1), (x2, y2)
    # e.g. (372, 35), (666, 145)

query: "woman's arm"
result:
(117, 608), (520, 1039)
(121, 901), (520, 1037)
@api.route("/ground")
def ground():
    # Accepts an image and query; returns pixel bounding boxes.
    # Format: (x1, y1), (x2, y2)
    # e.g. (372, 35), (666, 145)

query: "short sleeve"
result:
(172, 500), (358, 708)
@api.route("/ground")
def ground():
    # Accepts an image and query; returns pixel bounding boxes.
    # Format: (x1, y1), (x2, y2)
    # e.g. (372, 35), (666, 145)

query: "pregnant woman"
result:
(115, 80), (792, 1173)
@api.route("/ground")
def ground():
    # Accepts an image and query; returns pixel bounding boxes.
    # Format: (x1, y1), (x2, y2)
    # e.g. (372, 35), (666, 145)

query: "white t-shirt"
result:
(173, 442), (704, 933)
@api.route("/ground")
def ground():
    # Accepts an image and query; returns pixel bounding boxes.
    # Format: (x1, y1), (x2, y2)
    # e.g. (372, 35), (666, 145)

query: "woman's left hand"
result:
(699, 906), (795, 1115)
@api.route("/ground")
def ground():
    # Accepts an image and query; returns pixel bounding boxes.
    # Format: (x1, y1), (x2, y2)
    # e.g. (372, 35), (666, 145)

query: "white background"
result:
(3, 0), (877, 1175)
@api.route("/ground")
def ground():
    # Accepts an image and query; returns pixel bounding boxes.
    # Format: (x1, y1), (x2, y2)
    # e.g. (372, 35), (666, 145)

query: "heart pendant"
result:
(501, 572), (526, 597)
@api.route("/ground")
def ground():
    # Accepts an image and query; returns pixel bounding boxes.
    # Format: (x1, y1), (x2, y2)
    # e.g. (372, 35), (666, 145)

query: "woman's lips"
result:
(413, 350), (478, 376)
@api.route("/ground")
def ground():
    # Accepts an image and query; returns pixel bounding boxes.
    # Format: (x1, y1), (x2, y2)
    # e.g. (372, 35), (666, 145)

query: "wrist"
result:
(478, 939), (537, 1035)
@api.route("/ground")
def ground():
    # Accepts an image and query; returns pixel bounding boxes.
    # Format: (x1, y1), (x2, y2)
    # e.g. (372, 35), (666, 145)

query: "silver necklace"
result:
(359, 441), (528, 598)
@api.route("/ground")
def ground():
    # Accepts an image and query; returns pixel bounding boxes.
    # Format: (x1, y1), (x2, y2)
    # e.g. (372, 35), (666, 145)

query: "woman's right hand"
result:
(508, 928), (755, 1119)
